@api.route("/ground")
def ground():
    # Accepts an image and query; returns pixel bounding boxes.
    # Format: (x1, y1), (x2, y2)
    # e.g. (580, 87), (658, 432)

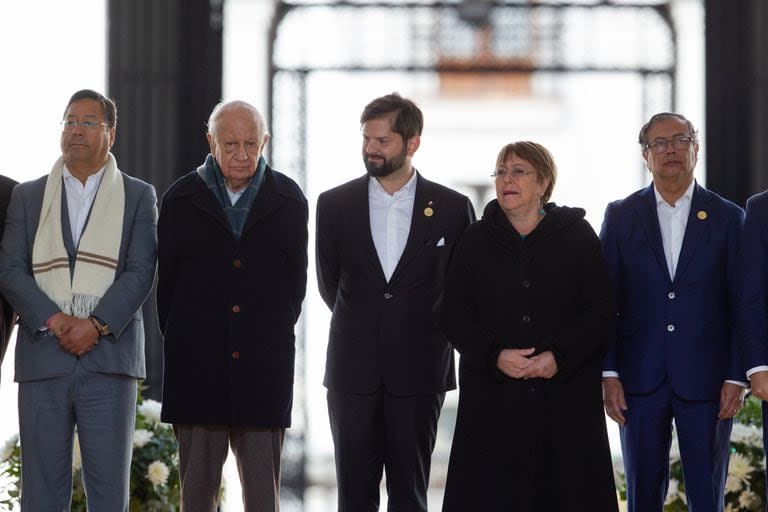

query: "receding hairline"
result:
(207, 100), (269, 139)
(639, 112), (698, 147)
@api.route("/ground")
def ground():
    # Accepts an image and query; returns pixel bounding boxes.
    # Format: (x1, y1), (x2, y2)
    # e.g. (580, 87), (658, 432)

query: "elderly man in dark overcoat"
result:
(157, 100), (308, 512)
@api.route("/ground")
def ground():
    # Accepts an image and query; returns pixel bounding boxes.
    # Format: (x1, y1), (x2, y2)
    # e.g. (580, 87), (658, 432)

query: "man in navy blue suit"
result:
(739, 188), (768, 506)
(601, 113), (745, 512)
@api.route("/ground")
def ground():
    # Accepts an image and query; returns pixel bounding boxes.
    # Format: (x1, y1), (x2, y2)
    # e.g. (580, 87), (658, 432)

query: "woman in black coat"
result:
(441, 141), (618, 511)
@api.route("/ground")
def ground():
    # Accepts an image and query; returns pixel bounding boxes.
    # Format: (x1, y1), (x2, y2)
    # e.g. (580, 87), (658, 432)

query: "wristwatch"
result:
(88, 316), (112, 336)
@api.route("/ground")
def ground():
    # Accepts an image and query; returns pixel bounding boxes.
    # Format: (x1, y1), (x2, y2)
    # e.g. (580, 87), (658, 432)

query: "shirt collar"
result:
(63, 164), (107, 185)
(653, 178), (695, 207)
(368, 169), (418, 197)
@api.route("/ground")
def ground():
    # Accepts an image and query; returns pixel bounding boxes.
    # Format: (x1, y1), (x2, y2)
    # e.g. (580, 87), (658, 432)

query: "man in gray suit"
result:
(0, 89), (157, 511)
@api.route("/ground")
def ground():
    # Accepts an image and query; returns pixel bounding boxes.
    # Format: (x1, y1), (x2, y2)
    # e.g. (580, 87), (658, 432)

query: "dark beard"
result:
(364, 147), (407, 178)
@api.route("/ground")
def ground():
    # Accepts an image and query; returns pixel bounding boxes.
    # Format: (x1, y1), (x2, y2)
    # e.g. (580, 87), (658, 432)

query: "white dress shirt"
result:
(369, 172), (417, 282)
(654, 179), (694, 281)
(63, 165), (106, 246)
(226, 186), (245, 206)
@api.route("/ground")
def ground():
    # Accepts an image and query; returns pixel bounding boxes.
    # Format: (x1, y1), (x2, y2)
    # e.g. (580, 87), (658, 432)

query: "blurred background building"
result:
(1, 0), (767, 510)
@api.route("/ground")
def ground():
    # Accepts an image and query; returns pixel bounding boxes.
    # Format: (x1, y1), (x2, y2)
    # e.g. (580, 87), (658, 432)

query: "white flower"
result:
(138, 400), (163, 425)
(726, 452), (753, 493)
(0, 433), (18, 462)
(72, 435), (82, 471)
(731, 423), (763, 448)
(147, 460), (170, 487)
(738, 489), (761, 510)
(665, 479), (680, 504)
(133, 429), (153, 448)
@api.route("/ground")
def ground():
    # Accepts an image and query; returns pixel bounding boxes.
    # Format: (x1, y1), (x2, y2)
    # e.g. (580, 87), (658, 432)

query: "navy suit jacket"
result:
(600, 182), (743, 401)
(0, 172), (157, 382)
(739, 190), (768, 371)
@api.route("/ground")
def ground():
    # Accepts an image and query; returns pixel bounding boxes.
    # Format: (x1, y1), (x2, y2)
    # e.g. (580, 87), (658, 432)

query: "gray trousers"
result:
(173, 424), (285, 512)
(18, 361), (137, 512)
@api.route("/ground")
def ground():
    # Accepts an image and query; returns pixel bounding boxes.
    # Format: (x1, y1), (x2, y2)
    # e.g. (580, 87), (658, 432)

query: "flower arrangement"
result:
(615, 395), (766, 511)
(0, 391), (180, 511)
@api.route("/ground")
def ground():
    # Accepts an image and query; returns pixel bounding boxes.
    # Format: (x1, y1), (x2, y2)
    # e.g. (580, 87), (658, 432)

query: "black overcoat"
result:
(157, 162), (308, 427)
(441, 201), (618, 512)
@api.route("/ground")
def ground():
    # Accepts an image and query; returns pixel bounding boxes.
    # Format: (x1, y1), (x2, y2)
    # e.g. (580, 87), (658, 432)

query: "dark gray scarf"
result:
(198, 154), (265, 239)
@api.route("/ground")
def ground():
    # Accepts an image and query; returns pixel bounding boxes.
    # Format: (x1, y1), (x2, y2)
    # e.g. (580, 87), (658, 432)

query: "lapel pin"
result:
(424, 200), (434, 217)
(697, 210), (707, 220)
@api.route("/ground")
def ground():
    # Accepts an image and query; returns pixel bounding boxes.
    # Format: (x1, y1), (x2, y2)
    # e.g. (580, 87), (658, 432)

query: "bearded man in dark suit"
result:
(316, 93), (475, 512)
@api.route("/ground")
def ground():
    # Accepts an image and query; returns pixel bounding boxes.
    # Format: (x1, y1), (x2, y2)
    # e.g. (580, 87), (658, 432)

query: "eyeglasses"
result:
(491, 168), (537, 180)
(60, 120), (108, 131)
(644, 135), (695, 154)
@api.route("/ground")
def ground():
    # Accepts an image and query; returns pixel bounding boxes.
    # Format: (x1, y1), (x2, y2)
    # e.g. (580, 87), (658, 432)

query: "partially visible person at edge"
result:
(157, 100), (308, 512)
(0, 172), (18, 380)
(0, 89), (158, 511)
(601, 113), (744, 512)
(737, 177), (768, 508)
(440, 141), (618, 511)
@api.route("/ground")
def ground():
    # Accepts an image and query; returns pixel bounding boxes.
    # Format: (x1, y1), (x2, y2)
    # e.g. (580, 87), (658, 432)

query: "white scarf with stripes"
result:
(32, 153), (124, 318)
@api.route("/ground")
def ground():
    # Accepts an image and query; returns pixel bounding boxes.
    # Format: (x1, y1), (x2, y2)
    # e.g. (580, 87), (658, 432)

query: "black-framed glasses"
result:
(60, 120), (108, 131)
(491, 168), (537, 180)
(644, 135), (695, 154)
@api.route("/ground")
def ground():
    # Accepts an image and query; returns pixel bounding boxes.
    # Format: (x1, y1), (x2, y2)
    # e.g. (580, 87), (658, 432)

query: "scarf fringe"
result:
(56, 293), (102, 319)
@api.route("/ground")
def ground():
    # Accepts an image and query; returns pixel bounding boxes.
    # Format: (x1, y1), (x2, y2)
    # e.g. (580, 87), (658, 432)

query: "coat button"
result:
(232, 351), (240, 359)
(522, 315), (531, 323)
(232, 305), (241, 313)
(521, 280), (531, 288)
(667, 324), (675, 332)
(234, 259), (242, 268)
(668, 291), (676, 299)
(384, 293), (393, 299)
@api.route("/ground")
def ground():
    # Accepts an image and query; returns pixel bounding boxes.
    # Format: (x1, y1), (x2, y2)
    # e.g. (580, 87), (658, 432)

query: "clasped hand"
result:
(497, 348), (558, 380)
(48, 312), (100, 357)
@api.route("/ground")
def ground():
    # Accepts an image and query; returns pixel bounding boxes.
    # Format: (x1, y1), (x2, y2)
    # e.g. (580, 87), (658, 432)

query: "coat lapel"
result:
(389, 173), (434, 283)
(241, 170), (282, 235)
(673, 182), (711, 284)
(190, 181), (231, 234)
(633, 184), (670, 282)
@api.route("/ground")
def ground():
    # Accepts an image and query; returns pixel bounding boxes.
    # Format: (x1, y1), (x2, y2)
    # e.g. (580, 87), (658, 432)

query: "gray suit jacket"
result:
(0, 172), (157, 382)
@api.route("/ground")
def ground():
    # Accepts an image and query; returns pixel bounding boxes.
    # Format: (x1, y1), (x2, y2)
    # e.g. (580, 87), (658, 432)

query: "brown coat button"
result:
(232, 351), (240, 359)
(234, 259), (242, 268)
(232, 305), (241, 313)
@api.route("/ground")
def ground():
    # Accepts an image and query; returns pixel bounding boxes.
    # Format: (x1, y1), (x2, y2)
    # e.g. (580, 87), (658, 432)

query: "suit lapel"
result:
(350, 176), (387, 281)
(60, 186), (77, 277)
(633, 184), (671, 282)
(389, 173), (433, 283)
(673, 183), (711, 284)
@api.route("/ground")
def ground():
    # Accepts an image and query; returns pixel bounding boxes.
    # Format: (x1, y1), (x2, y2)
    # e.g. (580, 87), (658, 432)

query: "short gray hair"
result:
(207, 100), (269, 142)
(638, 112), (698, 148)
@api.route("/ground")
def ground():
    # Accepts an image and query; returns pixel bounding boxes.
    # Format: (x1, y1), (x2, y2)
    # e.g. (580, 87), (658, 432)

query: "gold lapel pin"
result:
(697, 210), (707, 220)
(424, 200), (434, 217)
